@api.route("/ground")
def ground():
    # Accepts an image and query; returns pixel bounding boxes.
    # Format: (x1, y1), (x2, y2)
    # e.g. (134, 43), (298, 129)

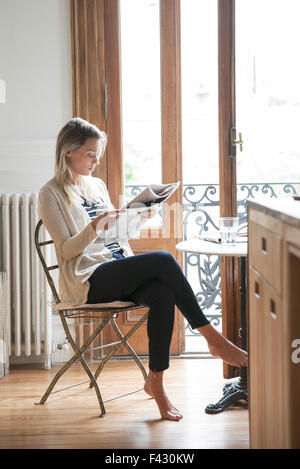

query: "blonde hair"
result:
(55, 117), (107, 205)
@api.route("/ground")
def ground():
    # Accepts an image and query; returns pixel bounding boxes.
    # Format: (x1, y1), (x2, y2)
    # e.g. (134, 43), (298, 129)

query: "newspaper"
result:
(97, 181), (180, 241)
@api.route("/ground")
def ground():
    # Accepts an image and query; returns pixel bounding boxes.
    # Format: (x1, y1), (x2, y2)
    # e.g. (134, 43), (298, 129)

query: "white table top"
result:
(176, 238), (248, 257)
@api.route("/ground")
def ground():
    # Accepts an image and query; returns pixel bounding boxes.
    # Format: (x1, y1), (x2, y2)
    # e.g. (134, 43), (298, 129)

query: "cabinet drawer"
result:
(249, 268), (266, 448)
(249, 221), (282, 294)
(249, 267), (284, 448)
(263, 281), (283, 449)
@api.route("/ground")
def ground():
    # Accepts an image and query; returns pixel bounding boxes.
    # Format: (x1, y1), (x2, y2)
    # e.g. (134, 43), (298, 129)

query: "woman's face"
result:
(66, 138), (102, 182)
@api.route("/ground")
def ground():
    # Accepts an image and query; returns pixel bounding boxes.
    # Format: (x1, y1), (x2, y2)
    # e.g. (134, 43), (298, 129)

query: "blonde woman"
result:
(39, 118), (248, 421)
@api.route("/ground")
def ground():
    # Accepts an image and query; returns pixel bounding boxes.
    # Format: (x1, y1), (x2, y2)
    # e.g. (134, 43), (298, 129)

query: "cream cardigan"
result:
(38, 177), (135, 310)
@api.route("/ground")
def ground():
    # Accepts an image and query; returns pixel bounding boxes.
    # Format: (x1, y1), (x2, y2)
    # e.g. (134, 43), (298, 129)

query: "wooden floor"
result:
(0, 358), (249, 449)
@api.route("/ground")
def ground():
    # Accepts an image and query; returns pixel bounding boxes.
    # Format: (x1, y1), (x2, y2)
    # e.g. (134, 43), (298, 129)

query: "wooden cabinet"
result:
(248, 199), (300, 449)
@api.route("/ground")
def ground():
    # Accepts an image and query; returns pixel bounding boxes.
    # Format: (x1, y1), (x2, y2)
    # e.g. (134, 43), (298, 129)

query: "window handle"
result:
(231, 127), (243, 157)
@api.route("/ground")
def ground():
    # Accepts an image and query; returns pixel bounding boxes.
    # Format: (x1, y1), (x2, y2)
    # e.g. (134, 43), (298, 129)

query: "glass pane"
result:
(236, 0), (300, 199)
(120, 0), (162, 196)
(181, 0), (219, 186)
(181, 0), (220, 353)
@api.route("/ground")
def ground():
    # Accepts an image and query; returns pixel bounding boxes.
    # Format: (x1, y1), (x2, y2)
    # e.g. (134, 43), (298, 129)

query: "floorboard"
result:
(0, 358), (249, 449)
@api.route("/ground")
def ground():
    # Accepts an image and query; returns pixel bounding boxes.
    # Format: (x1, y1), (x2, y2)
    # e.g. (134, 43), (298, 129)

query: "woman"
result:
(39, 117), (248, 421)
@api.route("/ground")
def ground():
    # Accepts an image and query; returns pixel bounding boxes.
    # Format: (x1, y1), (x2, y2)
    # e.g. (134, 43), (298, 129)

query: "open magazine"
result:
(97, 181), (180, 241)
(123, 181), (180, 209)
(195, 232), (248, 244)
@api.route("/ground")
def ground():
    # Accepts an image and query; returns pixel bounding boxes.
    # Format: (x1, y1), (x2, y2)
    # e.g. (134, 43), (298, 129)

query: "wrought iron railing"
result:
(125, 182), (300, 336)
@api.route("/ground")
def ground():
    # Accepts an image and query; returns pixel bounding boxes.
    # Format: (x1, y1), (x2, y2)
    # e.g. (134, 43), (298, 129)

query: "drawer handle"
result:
(270, 298), (276, 319)
(254, 281), (260, 299)
(262, 237), (267, 254)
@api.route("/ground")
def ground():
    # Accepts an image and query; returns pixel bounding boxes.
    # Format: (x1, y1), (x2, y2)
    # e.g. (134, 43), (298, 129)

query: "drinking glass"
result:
(219, 217), (239, 246)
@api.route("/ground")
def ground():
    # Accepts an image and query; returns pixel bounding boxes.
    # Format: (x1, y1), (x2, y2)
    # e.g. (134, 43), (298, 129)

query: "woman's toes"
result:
(163, 410), (183, 421)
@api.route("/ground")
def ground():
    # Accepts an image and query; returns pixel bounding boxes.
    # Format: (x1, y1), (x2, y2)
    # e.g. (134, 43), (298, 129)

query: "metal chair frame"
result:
(34, 219), (148, 417)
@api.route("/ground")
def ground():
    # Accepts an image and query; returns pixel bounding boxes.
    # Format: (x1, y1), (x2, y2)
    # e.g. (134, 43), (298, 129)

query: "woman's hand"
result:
(91, 209), (124, 232)
(91, 205), (159, 234)
(137, 205), (159, 222)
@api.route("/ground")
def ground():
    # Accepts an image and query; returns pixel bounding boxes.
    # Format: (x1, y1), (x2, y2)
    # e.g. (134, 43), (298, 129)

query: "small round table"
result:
(176, 238), (248, 414)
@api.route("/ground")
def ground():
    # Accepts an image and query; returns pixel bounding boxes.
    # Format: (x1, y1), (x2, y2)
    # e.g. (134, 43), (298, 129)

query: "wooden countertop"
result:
(247, 197), (300, 227)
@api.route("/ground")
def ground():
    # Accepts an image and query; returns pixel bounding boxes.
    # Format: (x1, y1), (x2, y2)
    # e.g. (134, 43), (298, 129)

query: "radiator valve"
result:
(57, 338), (70, 351)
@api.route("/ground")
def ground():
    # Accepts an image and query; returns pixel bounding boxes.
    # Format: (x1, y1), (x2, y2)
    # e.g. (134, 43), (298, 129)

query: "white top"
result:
(176, 238), (248, 257)
(38, 177), (135, 310)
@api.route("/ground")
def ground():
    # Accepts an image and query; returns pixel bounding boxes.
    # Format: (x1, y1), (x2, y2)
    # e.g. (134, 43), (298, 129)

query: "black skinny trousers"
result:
(86, 251), (210, 372)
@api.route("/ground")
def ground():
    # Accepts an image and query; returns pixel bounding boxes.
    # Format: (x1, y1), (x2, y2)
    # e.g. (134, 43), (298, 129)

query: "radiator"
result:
(0, 193), (53, 369)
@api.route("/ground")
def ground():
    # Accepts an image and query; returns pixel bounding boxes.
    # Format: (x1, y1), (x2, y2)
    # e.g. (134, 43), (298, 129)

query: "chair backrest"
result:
(34, 219), (60, 305)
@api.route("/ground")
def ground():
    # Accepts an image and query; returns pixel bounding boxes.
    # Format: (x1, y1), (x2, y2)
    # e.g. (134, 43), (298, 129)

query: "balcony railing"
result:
(126, 182), (300, 337)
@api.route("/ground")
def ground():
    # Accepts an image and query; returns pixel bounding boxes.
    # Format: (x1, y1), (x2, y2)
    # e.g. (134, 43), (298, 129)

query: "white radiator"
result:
(0, 193), (53, 369)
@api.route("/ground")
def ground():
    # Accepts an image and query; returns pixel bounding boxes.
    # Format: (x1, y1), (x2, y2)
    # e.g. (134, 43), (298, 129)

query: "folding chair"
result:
(34, 219), (149, 417)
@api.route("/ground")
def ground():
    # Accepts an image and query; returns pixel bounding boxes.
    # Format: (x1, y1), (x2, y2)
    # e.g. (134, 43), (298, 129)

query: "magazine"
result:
(122, 181), (181, 209)
(97, 181), (180, 241)
(195, 232), (248, 244)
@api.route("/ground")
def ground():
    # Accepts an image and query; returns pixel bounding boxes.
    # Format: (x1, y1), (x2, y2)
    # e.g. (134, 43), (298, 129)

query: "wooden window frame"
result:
(70, 0), (240, 371)
(218, 0), (240, 378)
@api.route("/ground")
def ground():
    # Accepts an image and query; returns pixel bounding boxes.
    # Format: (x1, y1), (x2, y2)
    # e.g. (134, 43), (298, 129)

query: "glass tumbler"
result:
(219, 217), (239, 246)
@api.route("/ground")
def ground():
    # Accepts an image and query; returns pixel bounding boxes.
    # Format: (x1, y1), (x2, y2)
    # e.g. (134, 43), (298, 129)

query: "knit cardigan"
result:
(38, 177), (135, 310)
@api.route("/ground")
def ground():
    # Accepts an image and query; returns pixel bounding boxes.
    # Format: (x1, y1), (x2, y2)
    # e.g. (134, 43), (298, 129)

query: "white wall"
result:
(0, 0), (72, 192)
(0, 0), (73, 364)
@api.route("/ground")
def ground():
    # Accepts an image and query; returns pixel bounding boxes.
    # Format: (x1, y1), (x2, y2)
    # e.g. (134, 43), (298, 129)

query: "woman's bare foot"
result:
(198, 324), (248, 367)
(144, 371), (183, 421)
(144, 378), (154, 399)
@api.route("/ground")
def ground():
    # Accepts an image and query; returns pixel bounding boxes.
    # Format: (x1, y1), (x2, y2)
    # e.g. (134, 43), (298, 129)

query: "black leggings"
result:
(86, 251), (209, 372)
